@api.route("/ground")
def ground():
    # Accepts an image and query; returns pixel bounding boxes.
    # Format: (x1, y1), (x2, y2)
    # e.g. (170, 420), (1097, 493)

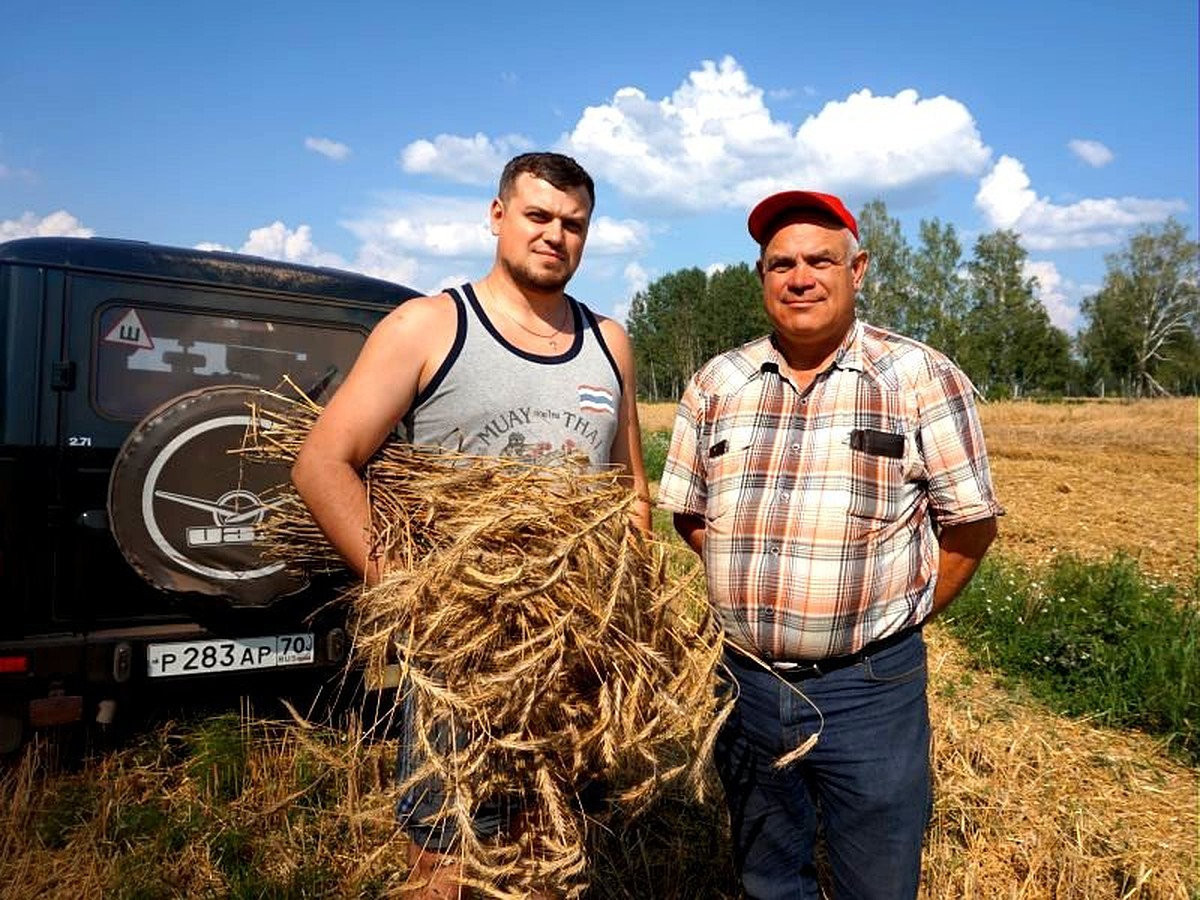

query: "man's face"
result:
(491, 172), (591, 294)
(756, 217), (869, 357)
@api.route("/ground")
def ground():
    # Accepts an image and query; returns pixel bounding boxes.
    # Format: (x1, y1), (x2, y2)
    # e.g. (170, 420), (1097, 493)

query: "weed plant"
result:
(943, 552), (1200, 764)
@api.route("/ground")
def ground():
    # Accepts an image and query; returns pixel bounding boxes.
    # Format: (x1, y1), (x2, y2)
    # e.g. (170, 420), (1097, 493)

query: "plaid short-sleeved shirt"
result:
(657, 321), (1003, 662)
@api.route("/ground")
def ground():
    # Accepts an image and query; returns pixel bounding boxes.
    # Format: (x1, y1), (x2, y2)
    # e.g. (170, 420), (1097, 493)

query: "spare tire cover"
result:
(108, 385), (309, 608)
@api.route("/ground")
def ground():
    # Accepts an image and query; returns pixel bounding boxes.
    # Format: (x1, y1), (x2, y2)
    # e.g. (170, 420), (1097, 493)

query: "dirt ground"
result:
(640, 398), (1198, 586)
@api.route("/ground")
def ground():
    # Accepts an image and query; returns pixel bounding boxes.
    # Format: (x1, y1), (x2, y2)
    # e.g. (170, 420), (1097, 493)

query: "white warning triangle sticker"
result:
(103, 309), (153, 349)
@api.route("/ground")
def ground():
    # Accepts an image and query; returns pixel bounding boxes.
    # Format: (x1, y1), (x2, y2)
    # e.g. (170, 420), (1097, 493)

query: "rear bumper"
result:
(0, 624), (350, 732)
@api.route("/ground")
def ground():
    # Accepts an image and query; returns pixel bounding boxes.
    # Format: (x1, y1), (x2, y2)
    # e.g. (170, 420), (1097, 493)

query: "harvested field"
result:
(981, 399), (1197, 584)
(0, 399), (1195, 899)
(923, 627), (1196, 898)
(641, 397), (1199, 584)
(638, 397), (1199, 898)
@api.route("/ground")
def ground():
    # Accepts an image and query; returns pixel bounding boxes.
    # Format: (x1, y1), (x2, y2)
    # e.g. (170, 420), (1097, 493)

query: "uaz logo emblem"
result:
(141, 414), (285, 582)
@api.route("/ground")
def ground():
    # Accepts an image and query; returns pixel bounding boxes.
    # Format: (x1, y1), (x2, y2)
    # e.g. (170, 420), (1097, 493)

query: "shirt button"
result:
(790, 443), (801, 454)
(769, 545), (780, 555)
(779, 491), (791, 502)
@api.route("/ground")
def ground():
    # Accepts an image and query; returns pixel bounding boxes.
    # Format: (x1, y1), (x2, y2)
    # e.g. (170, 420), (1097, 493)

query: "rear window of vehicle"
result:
(94, 304), (365, 420)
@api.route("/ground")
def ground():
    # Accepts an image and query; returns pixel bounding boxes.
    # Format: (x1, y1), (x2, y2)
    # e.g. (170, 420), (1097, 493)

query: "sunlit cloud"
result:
(1068, 139), (1114, 168)
(242, 222), (345, 266)
(624, 260), (649, 295)
(196, 221), (424, 290)
(976, 155), (1186, 250)
(560, 56), (991, 213)
(1023, 259), (1080, 333)
(399, 133), (534, 186)
(587, 217), (650, 255)
(0, 210), (93, 239)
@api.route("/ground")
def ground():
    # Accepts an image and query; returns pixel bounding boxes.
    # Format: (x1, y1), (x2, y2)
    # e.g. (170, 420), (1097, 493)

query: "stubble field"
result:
(639, 397), (1199, 898)
(0, 399), (1195, 898)
(639, 397), (1198, 586)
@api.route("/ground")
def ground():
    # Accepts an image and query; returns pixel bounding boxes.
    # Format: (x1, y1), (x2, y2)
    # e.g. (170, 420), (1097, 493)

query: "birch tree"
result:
(1078, 219), (1200, 397)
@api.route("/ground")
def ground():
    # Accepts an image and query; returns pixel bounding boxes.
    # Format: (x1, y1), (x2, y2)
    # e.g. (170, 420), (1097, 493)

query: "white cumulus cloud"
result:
(0, 210), (93, 240)
(560, 56), (991, 213)
(351, 242), (424, 288)
(342, 195), (495, 293)
(240, 221), (346, 267)
(400, 133), (534, 186)
(305, 136), (351, 161)
(624, 260), (650, 295)
(197, 220), (432, 291)
(1068, 139), (1114, 168)
(1022, 260), (1079, 332)
(347, 196), (493, 258)
(976, 155), (1187, 250)
(586, 217), (650, 255)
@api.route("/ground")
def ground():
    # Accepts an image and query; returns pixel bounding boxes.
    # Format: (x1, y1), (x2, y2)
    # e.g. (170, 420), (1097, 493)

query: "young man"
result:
(657, 190), (1001, 899)
(292, 152), (649, 899)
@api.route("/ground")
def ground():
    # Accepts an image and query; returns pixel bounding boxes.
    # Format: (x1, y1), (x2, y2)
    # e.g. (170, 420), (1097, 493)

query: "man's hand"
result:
(673, 512), (706, 556)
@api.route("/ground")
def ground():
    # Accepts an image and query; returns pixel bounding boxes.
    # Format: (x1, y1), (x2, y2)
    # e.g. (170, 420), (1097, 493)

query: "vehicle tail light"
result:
(0, 655), (29, 674)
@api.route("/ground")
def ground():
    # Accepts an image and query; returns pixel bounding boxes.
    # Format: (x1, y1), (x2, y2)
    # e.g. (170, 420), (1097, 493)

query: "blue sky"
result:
(2, 1), (1196, 335)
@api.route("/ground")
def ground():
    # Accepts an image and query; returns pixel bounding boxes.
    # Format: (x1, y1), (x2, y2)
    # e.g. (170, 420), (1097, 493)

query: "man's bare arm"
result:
(291, 295), (451, 583)
(598, 318), (651, 532)
(929, 516), (998, 618)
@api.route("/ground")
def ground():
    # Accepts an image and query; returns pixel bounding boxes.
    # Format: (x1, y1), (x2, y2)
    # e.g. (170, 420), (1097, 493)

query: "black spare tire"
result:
(108, 385), (309, 609)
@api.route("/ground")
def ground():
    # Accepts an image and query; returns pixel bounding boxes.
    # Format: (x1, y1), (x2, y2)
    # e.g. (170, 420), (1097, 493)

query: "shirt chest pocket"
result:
(845, 427), (917, 526)
(702, 421), (757, 522)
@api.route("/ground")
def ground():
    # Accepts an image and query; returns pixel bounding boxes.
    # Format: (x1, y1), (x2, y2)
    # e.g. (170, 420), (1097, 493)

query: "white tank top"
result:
(399, 284), (623, 468)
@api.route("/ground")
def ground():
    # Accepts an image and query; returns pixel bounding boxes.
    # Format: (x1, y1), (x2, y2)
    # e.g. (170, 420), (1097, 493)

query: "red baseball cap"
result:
(747, 190), (859, 243)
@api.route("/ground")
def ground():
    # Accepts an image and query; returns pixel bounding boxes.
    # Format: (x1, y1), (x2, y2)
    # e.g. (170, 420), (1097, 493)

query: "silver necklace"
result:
(483, 281), (570, 350)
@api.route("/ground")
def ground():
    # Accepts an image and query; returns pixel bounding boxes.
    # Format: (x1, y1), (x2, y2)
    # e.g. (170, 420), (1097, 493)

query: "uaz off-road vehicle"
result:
(0, 236), (419, 753)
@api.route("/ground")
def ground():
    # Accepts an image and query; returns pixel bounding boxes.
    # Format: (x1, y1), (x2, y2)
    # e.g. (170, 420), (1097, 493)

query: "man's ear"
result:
(851, 251), (870, 291)
(489, 198), (504, 236)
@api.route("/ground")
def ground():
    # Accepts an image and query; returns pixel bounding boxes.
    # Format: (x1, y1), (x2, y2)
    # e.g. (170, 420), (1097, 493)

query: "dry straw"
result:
(239, 385), (732, 899)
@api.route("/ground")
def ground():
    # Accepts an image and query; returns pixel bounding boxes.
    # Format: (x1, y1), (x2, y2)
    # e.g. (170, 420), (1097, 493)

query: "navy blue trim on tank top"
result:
(406, 288), (467, 417)
(580, 304), (624, 394)
(461, 282), (584, 364)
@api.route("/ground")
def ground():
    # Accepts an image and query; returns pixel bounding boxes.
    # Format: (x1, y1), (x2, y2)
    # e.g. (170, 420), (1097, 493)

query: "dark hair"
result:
(499, 152), (595, 212)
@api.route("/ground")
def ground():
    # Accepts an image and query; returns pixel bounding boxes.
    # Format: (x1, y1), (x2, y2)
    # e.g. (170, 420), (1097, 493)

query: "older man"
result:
(657, 190), (1001, 899)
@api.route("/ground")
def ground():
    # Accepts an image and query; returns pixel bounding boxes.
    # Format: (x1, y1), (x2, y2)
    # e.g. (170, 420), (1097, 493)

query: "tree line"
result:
(626, 201), (1199, 402)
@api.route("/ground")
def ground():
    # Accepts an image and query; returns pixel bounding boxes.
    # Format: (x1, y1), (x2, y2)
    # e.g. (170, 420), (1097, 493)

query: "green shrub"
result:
(944, 553), (1200, 763)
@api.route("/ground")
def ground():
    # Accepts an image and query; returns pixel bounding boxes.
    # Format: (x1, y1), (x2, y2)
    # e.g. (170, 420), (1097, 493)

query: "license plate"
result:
(147, 633), (315, 678)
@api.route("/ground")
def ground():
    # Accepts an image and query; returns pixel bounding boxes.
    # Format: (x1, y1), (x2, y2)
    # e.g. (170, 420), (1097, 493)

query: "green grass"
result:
(642, 428), (671, 483)
(184, 713), (249, 801)
(943, 552), (1200, 764)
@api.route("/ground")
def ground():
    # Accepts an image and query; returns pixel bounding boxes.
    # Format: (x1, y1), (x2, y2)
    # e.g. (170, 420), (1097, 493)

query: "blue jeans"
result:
(715, 629), (932, 900)
(394, 685), (510, 852)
